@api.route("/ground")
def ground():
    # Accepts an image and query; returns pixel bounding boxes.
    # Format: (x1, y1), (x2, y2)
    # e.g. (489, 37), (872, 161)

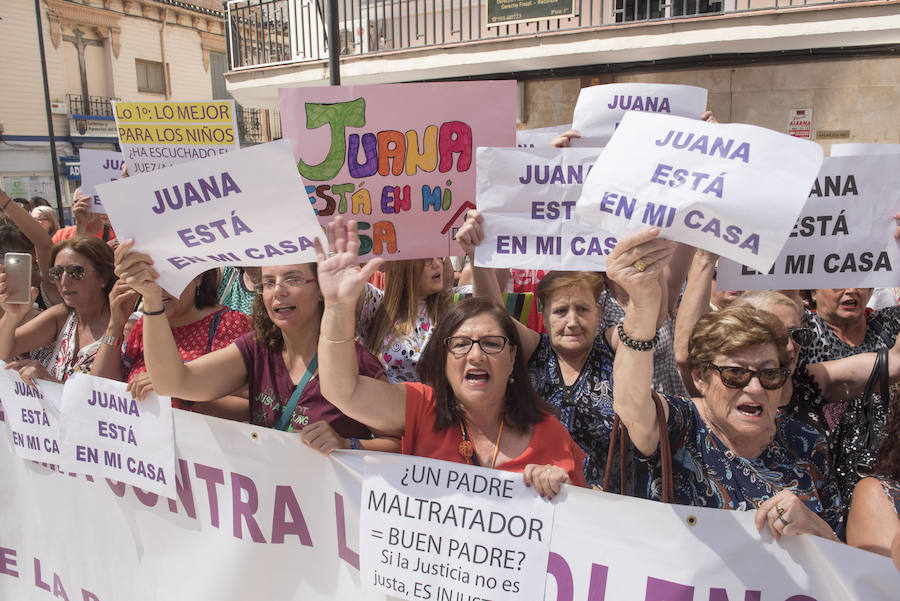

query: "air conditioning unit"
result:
(338, 18), (375, 54)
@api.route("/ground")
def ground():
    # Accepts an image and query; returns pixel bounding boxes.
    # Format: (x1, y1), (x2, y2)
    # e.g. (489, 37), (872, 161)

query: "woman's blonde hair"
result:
(365, 258), (450, 355)
(32, 206), (60, 235)
(733, 290), (801, 318)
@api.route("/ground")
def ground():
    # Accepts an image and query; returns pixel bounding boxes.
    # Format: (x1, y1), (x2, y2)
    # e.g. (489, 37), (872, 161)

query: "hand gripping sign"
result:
(97, 139), (324, 297)
(576, 112), (825, 273)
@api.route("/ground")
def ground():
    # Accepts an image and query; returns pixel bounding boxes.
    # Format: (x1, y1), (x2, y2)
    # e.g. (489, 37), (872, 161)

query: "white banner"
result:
(476, 147), (618, 270)
(830, 143), (900, 157)
(360, 454), (554, 601)
(576, 111), (825, 273)
(571, 83), (708, 146)
(58, 374), (175, 498)
(97, 139), (324, 297)
(0, 366), (62, 464)
(112, 100), (240, 174)
(79, 149), (124, 215)
(716, 155), (900, 290)
(2, 404), (899, 600)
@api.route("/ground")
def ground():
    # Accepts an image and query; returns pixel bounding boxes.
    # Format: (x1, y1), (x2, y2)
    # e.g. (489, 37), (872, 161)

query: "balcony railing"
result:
(67, 94), (120, 117)
(225, 0), (860, 70)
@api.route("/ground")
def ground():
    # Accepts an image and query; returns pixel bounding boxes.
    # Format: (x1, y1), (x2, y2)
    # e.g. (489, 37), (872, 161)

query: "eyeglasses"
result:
(785, 327), (814, 348)
(706, 363), (791, 390)
(444, 335), (510, 356)
(254, 277), (317, 295)
(48, 265), (96, 282)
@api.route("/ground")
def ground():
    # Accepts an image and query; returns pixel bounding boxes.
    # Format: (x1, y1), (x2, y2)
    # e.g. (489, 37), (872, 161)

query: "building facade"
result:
(0, 0), (234, 215)
(221, 0), (900, 152)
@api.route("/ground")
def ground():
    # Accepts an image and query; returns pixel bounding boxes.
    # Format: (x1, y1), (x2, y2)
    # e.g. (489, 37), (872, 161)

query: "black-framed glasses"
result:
(253, 276), (317, 295)
(785, 327), (814, 348)
(48, 265), (95, 283)
(444, 335), (510, 356)
(706, 363), (791, 390)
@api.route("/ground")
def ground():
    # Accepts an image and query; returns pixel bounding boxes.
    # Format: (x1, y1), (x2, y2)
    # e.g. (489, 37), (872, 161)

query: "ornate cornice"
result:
(199, 29), (226, 71)
(45, 0), (123, 56)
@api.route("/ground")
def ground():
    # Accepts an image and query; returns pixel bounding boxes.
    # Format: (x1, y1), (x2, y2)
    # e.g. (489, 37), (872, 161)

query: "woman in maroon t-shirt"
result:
(114, 240), (398, 455)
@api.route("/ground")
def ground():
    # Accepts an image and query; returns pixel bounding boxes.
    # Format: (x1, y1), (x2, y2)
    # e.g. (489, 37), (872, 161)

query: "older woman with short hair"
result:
(609, 228), (842, 541)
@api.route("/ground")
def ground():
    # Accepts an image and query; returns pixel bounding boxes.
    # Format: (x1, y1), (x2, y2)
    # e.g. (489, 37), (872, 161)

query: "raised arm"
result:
(673, 249), (716, 396)
(90, 280), (140, 381)
(0, 190), (60, 306)
(607, 228), (675, 456)
(316, 217), (407, 436)
(455, 210), (540, 359)
(807, 332), (900, 401)
(114, 240), (247, 401)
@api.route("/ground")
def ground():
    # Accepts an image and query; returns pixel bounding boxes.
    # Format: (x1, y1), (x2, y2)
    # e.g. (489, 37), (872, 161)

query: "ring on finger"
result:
(777, 515), (789, 527)
(633, 259), (648, 272)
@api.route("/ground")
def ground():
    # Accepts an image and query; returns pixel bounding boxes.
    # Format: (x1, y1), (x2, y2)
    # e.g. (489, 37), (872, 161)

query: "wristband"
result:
(616, 322), (658, 352)
(100, 334), (122, 347)
(142, 306), (166, 316)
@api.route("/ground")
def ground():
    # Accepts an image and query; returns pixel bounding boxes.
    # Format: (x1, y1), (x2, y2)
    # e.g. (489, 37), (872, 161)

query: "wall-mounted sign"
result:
(816, 130), (851, 140)
(486, 0), (575, 27)
(788, 108), (811, 139)
(69, 115), (119, 139)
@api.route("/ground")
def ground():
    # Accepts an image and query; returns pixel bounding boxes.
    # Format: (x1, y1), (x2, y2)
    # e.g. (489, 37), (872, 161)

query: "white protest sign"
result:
(112, 100), (240, 174)
(476, 147), (618, 270)
(97, 139), (324, 297)
(571, 83), (708, 147)
(360, 454), (554, 601)
(576, 111), (825, 273)
(79, 149), (125, 214)
(0, 366), (62, 464)
(58, 373), (175, 498)
(516, 124), (572, 148)
(830, 142), (900, 157)
(717, 155), (900, 290)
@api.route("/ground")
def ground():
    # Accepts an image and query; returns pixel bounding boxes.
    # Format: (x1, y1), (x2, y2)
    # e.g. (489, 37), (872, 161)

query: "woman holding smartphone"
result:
(0, 236), (115, 383)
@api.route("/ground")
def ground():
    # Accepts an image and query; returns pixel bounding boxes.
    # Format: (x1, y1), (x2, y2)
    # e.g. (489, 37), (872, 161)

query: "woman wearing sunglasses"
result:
(114, 240), (399, 455)
(609, 228), (842, 541)
(314, 218), (585, 501)
(0, 237), (115, 383)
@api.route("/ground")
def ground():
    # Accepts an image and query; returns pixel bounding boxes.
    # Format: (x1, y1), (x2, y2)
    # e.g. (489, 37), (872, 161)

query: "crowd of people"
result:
(1, 132), (899, 569)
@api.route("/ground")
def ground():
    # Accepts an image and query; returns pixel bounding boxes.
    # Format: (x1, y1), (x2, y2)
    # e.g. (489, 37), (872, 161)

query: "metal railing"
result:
(226, 0), (862, 70)
(67, 94), (120, 117)
(236, 106), (283, 144)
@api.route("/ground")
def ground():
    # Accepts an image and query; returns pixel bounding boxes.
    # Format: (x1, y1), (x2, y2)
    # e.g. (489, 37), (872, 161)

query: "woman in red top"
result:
(316, 217), (586, 500)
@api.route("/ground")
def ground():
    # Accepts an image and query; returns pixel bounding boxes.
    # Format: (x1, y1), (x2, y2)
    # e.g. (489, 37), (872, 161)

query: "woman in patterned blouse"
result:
(847, 396), (900, 557)
(609, 228), (843, 541)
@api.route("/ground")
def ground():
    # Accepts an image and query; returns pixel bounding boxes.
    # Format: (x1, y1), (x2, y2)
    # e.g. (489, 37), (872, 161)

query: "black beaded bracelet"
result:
(142, 306), (166, 316)
(616, 323), (658, 352)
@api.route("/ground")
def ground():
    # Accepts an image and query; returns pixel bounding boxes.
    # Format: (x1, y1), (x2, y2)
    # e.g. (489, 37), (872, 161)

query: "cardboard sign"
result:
(279, 82), (517, 260)
(79, 149), (125, 214)
(571, 83), (708, 146)
(717, 155), (900, 290)
(360, 454), (554, 601)
(113, 100), (240, 174)
(475, 147), (618, 270)
(576, 112), (825, 273)
(0, 366), (62, 464)
(58, 374), (175, 498)
(97, 140), (324, 297)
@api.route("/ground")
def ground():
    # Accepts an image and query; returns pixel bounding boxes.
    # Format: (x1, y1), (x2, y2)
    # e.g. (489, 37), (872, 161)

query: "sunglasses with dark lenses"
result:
(706, 363), (791, 390)
(48, 265), (96, 283)
(786, 327), (815, 348)
(444, 335), (509, 356)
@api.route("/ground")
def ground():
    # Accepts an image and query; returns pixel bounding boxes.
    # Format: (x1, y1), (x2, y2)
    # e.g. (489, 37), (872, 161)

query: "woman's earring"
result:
(508, 375), (515, 384)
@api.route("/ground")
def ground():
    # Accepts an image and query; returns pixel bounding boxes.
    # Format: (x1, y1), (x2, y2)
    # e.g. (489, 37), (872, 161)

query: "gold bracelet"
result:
(320, 333), (356, 344)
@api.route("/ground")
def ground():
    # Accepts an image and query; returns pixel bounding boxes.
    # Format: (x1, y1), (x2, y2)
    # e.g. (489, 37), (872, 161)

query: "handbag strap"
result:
(603, 389), (673, 503)
(862, 348), (890, 452)
(275, 354), (319, 432)
(206, 310), (224, 354)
